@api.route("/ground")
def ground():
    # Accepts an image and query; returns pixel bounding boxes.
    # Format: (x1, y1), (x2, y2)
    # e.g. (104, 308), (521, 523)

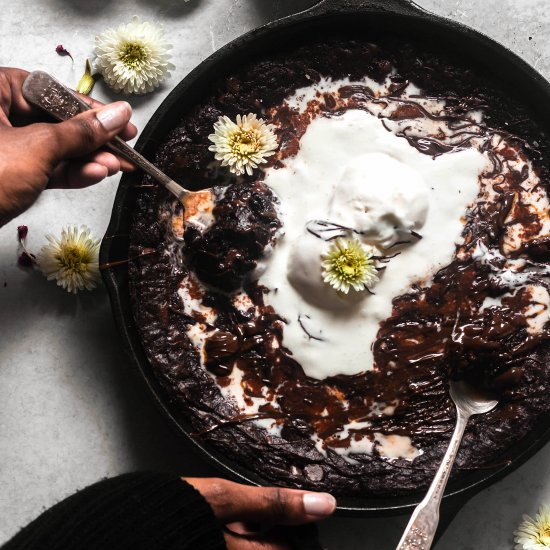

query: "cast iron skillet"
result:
(100, 0), (550, 532)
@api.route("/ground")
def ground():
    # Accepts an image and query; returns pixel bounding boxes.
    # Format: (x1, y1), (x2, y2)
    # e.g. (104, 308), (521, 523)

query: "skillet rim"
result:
(100, 0), (550, 516)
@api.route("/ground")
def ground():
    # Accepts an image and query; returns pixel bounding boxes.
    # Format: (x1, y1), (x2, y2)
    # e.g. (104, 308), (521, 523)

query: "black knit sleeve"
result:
(2, 472), (227, 550)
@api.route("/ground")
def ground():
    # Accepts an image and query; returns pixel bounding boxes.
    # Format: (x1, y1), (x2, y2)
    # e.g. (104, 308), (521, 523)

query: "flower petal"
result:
(37, 225), (101, 294)
(208, 113), (279, 176)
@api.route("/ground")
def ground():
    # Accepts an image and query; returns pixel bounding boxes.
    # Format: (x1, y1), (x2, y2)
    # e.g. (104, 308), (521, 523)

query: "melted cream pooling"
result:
(259, 109), (486, 379)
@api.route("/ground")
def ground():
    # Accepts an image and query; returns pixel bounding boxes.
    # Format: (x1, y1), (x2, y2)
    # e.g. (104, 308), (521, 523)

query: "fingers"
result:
(1, 67), (138, 139)
(82, 97), (138, 141)
(30, 101), (132, 168)
(90, 151), (121, 174)
(185, 478), (336, 526)
(79, 162), (109, 182)
(81, 148), (135, 174)
(50, 161), (107, 189)
(0, 67), (31, 118)
(49, 150), (123, 188)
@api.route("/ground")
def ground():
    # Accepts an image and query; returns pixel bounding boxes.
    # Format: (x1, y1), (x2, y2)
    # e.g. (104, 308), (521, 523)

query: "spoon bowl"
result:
(449, 380), (499, 417)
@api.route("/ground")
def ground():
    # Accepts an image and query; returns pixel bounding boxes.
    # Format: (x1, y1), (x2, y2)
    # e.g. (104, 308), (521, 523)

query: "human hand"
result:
(0, 67), (138, 227)
(186, 477), (336, 550)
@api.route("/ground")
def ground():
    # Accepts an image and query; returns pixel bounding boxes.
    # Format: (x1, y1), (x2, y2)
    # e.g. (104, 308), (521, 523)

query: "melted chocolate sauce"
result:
(129, 37), (550, 495)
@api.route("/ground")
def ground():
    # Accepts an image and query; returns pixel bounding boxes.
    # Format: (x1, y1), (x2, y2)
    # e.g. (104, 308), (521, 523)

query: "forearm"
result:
(2, 472), (226, 550)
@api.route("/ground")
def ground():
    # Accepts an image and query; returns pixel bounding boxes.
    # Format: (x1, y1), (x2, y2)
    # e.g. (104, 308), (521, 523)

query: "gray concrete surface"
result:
(1, 0), (549, 548)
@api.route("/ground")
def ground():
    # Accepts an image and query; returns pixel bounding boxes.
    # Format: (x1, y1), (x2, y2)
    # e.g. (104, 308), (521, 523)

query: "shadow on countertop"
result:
(51, 0), (114, 15)
(75, 300), (219, 477)
(133, 0), (202, 18)
(250, 0), (319, 20)
(51, 0), (201, 17)
(0, 271), (216, 478)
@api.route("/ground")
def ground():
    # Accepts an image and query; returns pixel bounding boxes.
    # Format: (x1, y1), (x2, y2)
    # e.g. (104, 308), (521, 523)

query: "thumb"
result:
(185, 478), (336, 525)
(38, 101), (132, 163)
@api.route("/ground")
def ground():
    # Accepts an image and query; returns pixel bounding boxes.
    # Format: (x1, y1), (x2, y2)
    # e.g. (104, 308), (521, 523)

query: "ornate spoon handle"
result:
(395, 408), (469, 550)
(21, 70), (188, 201)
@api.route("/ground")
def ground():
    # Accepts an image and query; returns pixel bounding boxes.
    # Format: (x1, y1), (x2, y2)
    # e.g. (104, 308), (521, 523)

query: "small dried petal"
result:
(16, 225), (37, 269)
(55, 44), (74, 62)
(17, 225), (28, 242)
(18, 251), (36, 268)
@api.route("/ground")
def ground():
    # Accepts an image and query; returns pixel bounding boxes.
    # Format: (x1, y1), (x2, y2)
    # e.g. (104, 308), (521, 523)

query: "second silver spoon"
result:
(395, 380), (498, 550)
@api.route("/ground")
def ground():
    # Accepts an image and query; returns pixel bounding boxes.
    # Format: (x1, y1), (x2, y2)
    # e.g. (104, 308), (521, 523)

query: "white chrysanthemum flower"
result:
(321, 238), (379, 294)
(37, 226), (101, 294)
(94, 16), (173, 95)
(208, 113), (278, 176)
(515, 505), (550, 550)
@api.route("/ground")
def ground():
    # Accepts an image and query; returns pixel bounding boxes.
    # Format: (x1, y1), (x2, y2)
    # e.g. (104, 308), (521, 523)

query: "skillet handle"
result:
(307, 0), (427, 15)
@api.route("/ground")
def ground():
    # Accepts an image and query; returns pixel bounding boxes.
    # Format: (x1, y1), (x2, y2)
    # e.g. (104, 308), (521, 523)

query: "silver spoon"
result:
(21, 71), (211, 220)
(395, 380), (498, 550)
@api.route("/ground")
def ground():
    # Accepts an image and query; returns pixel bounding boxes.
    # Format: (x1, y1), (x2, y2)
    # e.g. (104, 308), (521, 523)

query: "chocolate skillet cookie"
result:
(128, 37), (550, 496)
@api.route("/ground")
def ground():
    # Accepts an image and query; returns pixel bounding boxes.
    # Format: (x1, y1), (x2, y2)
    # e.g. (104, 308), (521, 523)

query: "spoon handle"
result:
(395, 408), (469, 550)
(21, 70), (188, 201)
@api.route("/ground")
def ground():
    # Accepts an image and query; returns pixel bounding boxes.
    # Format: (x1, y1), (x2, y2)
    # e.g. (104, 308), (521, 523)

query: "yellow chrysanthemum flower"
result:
(38, 226), (101, 294)
(95, 16), (173, 95)
(515, 505), (550, 550)
(208, 113), (278, 176)
(321, 238), (379, 294)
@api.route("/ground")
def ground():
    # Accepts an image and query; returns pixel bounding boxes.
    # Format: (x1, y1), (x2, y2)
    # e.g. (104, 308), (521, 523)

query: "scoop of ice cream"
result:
(286, 152), (430, 311)
(329, 153), (430, 249)
(287, 236), (368, 310)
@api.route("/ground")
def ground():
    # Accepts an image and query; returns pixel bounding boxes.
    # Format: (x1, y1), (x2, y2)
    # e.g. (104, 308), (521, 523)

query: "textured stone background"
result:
(1, 0), (549, 548)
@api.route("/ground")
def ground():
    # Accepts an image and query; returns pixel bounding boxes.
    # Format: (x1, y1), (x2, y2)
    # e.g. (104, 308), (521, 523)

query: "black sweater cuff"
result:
(3, 472), (227, 550)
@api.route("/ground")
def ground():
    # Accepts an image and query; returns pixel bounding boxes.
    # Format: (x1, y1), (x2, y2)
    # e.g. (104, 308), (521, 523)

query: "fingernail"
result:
(96, 102), (132, 132)
(303, 493), (336, 517)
